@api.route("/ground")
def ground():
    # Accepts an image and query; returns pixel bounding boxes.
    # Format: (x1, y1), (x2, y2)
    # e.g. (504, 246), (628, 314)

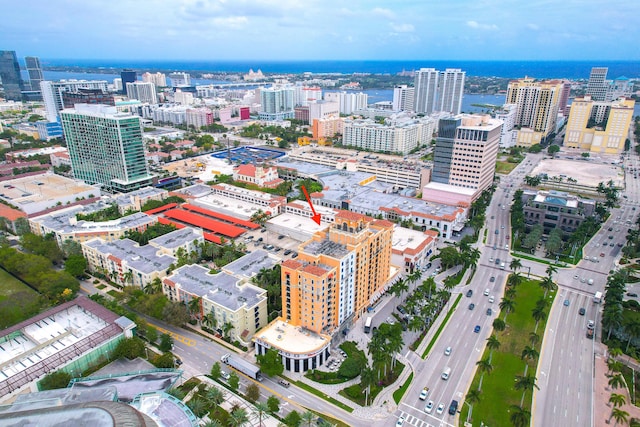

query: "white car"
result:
(425, 400), (434, 413)
(419, 387), (429, 400)
(436, 403), (445, 415)
(396, 416), (405, 426)
(444, 346), (452, 356)
(489, 295), (495, 303)
(484, 288), (490, 296)
(220, 371), (230, 380)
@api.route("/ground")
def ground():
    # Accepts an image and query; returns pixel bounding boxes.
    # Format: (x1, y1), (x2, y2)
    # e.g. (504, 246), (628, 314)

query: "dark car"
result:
(284, 249), (292, 255)
(292, 252), (298, 258)
(627, 293), (638, 298)
(473, 325), (481, 333)
(449, 400), (459, 415)
(261, 228), (267, 233)
(278, 235), (285, 240)
(495, 258), (501, 265)
(490, 276), (495, 282)
(579, 308), (586, 315)
(466, 290), (473, 298)
(397, 305), (407, 315)
(257, 237), (264, 242)
(486, 308), (492, 316)
(468, 303), (475, 310)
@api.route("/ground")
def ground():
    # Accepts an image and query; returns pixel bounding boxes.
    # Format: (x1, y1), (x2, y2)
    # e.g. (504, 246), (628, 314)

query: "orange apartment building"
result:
(254, 211), (394, 372)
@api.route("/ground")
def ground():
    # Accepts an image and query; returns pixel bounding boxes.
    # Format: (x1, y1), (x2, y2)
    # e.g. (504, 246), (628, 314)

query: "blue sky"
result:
(3, 0), (639, 61)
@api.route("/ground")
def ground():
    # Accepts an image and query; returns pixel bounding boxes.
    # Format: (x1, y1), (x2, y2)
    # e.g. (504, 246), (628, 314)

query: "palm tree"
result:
(499, 297), (515, 321)
(203, 421), (223, 427)
(254, 401), (270, 427)
(486, 335), (501, 363)
(609, 393), (626, 408)
(603, 305), (624, 340)
(391, 278), (408, 299)
(609, 407), (629, 426)
(492, 318), (506, 332)
(529, 332), (540, 347)
(122, 270), (134, 286)
(521, 345), (539, 365)
(514, 374), (539, 406)
(466, 248), (481, 269)
(624, 318), (640, 351)
(545, 264), (558, 278)
(531, 305), (547, 327)
(187, 397), (207, 418)
(229, 407), (249, 427)
(510, 258), (522, 273)
(206, 386), (225, 405)
(360, 365), (376, 406)
(607, 358), (623, 376)
(300, 411), (315, 427)
(476, 358), (493, 391)
(144, 277), (163, 294)
(222, 322), (234, 340)
(608, 373), (625, 390)
(509, 405), (531, 427)
(203, 312), (217, 331)
(465, 389), (481, 423)
(188, 296), (202, 322)
(507, 272), (523, 288)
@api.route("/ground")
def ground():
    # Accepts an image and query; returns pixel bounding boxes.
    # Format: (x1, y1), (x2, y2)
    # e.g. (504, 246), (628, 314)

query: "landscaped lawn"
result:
(496, 161), (519, 174)
(459, 278), (556, 427)
(0, 268), (42, 328)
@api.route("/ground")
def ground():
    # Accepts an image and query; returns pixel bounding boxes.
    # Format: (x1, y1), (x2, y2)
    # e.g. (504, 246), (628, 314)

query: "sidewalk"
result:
(594, 353), (640, 426)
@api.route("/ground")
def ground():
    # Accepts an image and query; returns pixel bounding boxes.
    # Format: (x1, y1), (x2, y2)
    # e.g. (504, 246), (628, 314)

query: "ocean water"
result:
(41, 59), (640, 79)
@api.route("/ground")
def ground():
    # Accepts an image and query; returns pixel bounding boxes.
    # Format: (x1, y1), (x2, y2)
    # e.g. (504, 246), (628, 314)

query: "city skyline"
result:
(2, 0), (639, 61)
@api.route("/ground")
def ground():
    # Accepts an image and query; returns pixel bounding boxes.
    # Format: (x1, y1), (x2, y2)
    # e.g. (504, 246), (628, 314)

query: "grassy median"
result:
(459, 277), (556, 427)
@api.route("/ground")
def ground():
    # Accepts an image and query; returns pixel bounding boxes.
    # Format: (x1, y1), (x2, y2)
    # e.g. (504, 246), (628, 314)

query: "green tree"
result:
(254, 401), (269, 427)
(284, 410), (301, 427)
(492, 318), (506, 332)
(509, 258), (522, 273)
(300, 411), (315, 427)
(206, 386), (226, 405)
(245, 383), (260, 403)
(228, 371), (240, 392)
(256, 349), (284, 377)
(547, 144), (560, 156)
(159, 333), (173, 352)
(146, 326), (158, 344)
(465, 389), (481, 424)
(40, 370), (72, 390)
(187, 397), (207, 417)
(267, 395), (280, 413)
(609, 407), (629, 426)
(152, 352), (176, 368)
(113, 337), (145, 360)
(210, 361), (222, 380)
(609, 393), (626, 408)
(64, 254), (87, 278)
(608, 373), (625, 390)
(509, 404), (531, 427)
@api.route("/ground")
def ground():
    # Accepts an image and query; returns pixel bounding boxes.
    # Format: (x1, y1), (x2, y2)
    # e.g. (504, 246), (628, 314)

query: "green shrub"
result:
(343, 384), (362, 399)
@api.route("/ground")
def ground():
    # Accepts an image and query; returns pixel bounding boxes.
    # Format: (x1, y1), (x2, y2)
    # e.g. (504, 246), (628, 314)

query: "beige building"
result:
(564, 96), (635, 154)
(506, 77), (564, 147)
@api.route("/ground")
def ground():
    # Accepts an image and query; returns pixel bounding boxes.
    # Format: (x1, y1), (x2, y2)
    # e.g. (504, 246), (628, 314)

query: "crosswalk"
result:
(397, 411), (437, 427)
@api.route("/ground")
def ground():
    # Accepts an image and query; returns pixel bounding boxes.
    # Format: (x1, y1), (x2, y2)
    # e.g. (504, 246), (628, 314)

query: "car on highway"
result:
(468, 303), (475, 310)
(484, 288), (490, 296)
(490, 276), (495, 282)
(436, 403), (445, 415)
(579, 308), (586, 316)
(278, 379), (290, 387)
(444, 346), (452, 356)
(449, 400), (459, 415)
(474, 325), (481, 333)
(419, 387), (429, 400)
(600, 252), (606, 257)
(495, 258), (501, 265)
(495, 229), (499, 234)
(609, 235), (614, 239)
(627, 293), (638, 298)
(220, 371), (230, 380)
(466, 290), (473, 297)
(425, 400), (434, 413)
(489, 295), (495, 303)
(486, 308), (493, 316)
(564, 299), (570, 306)
(489, 257), (494, 263)
(396, 416), (405, 426)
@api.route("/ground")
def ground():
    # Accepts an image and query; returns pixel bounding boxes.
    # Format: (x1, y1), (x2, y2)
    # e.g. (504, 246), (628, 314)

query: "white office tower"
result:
(413, 68), (465, 115)
(126, 81), (157, 104)
(324, 91), (368, 115)
(294, 86), (322, 107)
(174, 90), (194, 105)
(495, 104), (518, 148)
(113, 78), (123, 93)
(169, 72), (191, 87)
(41, 80), (109, 122)
(142, 72), (167, 88)
(259, 86), (295, 120)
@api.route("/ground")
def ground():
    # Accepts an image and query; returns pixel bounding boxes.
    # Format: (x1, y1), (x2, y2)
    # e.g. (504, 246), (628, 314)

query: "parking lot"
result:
(240, 227), (301, 260)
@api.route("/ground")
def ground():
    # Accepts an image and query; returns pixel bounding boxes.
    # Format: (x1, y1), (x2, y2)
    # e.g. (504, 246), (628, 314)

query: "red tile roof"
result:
(144, 203), (178, 215)
(371, 219), (394, 228)
(282, 259), (302, 269)
(163, 209), (245, 238)
(182, 204), (259, 229)
(0, 204), (26, 222)
(235, 164), (256, 177)
(335, 210), (368, 221)
(302, 264), (329, 276)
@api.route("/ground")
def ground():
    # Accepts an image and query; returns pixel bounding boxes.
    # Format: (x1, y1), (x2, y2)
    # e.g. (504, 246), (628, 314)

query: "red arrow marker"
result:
(301, 185), (322, 225)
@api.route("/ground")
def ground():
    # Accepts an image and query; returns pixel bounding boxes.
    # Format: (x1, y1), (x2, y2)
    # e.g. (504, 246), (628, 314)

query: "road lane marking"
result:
(151, 324), (196, 347)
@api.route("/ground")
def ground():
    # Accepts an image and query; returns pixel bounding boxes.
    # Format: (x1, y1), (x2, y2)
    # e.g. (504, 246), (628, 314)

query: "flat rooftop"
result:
(256, 319), (330, 355)
(274, 160), (335, 177)
(84, 238), (176, 274)
(392, 225), (435, 253)
(192, 193), (268, 220)
(0, 172), (97, 209)
(149, 226), (202, 249)
(423, 181), (477, 196)
(32, 208), (157, 235)
(223, 249), (278, 279)
(304, 238), (350, 259)
(267, 213), (329, 241)
(172, 184), (213, 198)
(168, 264), (266, 311)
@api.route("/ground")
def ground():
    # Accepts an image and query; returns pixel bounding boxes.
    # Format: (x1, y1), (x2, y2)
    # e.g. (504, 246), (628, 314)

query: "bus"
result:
(364, 317), (372, 333)
(593, 291), (603, 304)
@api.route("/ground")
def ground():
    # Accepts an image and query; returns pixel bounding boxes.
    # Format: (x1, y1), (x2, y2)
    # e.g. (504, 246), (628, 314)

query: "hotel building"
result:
(413, 68), (465, 115)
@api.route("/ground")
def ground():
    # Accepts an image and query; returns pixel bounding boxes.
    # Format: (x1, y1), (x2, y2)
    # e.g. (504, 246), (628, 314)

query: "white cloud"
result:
(527, 23), (540, 30)
(466, 20), (499, 30)
(390, 23), (415, 33)
(372, 7), (395, 19)
(212, 16), (248, 28)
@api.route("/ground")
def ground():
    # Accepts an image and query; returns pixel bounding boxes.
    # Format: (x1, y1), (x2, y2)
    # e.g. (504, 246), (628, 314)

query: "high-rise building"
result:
(254, 211), (393, 372)
(505, 77), (563, 147)
(558, 81), (572, 117)
(41, 80), (109, 122)
(0, 50), (24, 101)
(113, 78), (123, 93)
(324, 91), (368, 115)
(392, 85), (415, 111)
(342, 116), (426, 154)
(564, 95), (635, 154)
(60, 104), (153, 193)
(413, 68), (465, 115)
(259, 86), (295, 120)
(169, 72), (191, 87)
(62, 88), (115, 109)
(495, 104), (518, 148)
(141, 72), (167, 88)
(432, 114), (502, 194)
(126, 81), (157, 104)
(586, 67), (608, 101)
(120, 70), (136, 94)
(25, 56), (43, 92)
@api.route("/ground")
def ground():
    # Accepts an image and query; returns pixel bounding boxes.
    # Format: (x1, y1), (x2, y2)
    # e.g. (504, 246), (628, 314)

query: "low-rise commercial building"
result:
(521, 189), (596, 234)
(391, 226), (438, 275)
(233, 164), (284, 188)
